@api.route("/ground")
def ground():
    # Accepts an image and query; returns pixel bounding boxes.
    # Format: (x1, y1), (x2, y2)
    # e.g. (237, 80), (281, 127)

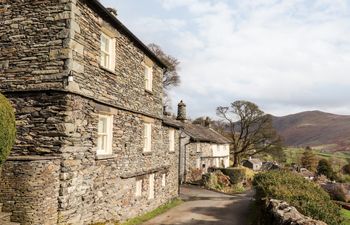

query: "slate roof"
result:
(182, 123), (231, 144)
(244, 158), (262, 165)
(162, 117), (183, 129)
(87, 0), (167, 69)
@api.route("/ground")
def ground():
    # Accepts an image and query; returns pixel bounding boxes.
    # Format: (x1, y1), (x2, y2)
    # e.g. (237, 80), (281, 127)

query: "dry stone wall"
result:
(267, 199), (327, 225)
(0, 0), (179, 224)
(67, 0), (164, 118)
(57, 94), (179, 224)
(0, 0), (71, 91)
(0, 157), (60, 225)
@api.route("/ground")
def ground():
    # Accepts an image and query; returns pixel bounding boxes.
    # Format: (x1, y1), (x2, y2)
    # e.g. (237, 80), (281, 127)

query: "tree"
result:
(0, 93), (16, 165)
(300, 148), (318, 172)
(148, 43), (180, 107)
(216, 100), (283, 167)
(317, 159), (336, 180)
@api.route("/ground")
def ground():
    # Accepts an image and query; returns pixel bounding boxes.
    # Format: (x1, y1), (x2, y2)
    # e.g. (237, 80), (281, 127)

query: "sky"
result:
(101, 0), (350, 119)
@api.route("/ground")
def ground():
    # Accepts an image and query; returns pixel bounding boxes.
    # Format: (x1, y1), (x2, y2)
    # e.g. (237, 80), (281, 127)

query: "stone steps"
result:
(0, 203), (20, 225)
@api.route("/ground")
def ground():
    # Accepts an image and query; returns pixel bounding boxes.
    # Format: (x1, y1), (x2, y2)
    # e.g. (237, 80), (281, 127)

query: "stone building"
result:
(0, 0), (181, 224)
(242, 158), (263, 171)
(170, 101), (231, 183)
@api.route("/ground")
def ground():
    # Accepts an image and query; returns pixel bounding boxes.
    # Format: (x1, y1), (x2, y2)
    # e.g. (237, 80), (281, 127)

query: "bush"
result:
(0, 93), (16, 165)
(254, 170), (343, 225)
(218, 166), (254, 184)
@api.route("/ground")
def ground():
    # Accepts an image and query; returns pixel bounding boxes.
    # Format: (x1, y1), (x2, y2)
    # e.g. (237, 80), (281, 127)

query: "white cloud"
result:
(102, 0), (350, 118)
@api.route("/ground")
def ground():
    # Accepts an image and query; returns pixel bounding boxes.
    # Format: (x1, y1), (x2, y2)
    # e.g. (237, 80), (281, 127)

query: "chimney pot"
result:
(107, 7), (117, 16)
(177, 100), (187, 122)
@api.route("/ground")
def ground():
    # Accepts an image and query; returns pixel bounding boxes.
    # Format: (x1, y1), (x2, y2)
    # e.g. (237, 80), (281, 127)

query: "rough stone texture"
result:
(0, 0), (179, 224)
(0, 0), (70, 91)
(267, 199), (327, 225)
(0, 157), (60, 225)
(56, 94), (179, 225)
(68, 0), (164, 118)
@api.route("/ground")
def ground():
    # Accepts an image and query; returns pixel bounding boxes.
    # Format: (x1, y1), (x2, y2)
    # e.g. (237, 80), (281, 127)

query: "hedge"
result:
(209, 166), (254, 184)
(0, 93), (16, 165)
(253, 170), (343, 225)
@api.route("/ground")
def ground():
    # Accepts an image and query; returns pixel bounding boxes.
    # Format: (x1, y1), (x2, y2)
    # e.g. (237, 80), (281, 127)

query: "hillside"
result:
(272, 111), (350, 151)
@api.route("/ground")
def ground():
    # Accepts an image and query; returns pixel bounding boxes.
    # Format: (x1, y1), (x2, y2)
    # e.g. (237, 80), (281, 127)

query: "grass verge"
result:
(121, 198), (183, 225)
(341, 209), (350, 225)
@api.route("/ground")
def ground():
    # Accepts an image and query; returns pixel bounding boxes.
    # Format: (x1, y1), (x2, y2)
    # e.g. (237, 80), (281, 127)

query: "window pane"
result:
(98, 118), (107, 133)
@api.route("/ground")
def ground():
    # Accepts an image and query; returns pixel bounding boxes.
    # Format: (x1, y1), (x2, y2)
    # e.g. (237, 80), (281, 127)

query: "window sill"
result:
(95, 154), (118, 160)
(145, 89), (153, 95)
(100, 65), (117, 75)
(142, 151), (152, 156)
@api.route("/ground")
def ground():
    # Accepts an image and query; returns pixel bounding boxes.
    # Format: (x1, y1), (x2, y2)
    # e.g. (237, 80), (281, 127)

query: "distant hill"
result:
(272, 111), (350, 151)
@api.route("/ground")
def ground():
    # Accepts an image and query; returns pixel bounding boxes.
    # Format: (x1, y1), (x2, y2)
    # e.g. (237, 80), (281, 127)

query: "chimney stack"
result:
(177, 100), (187, 122)
(204, 117), (211, 128)
(107, 7), (118, 16)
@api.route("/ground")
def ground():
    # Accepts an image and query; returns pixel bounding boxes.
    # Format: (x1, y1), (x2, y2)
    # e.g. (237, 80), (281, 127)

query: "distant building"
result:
(299, 168), (315, 180)
(242, 158), (263, 171)
(165, 101), (231, 183)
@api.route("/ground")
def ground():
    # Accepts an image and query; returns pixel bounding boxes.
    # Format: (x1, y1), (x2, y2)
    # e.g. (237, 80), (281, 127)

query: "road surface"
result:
(143, 185), (254, 225)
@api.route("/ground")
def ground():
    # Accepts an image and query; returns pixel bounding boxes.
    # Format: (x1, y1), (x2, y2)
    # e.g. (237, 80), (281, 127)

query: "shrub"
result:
(254, 170), (343, 225)
(0, 93), (16, 165)
(218, 166), (254, 184)
(203, 171), (230, 190)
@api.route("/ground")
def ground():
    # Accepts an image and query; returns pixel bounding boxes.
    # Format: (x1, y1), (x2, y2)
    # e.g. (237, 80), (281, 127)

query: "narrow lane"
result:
(143, 185), (254, 225)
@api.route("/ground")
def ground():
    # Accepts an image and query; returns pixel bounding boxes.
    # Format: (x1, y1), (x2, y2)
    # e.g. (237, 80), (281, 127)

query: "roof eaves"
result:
(87, 0), (168, 69)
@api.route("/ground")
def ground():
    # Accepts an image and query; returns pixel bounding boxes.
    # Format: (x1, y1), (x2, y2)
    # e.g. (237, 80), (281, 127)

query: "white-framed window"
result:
(169, 128), (175, 152)
(97, 115), (113, 155)
(148, 173), (155, 200)
(162, 174), (166, 187)
(196, 143), (200, 153)
(143, 123), (152, 152)
(144, 64), (153, 91)
(100, 32), (116, 71)
(135, 179), (142, 197)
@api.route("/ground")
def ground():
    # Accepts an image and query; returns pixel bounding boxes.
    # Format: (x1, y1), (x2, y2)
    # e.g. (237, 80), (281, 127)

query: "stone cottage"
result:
(167, 101), (231, 183)
(0, 0), (181, 224)
(242, 158), (263, 171)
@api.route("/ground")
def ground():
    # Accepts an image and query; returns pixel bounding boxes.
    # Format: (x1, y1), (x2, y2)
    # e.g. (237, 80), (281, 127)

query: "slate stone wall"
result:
(0, 0), (71, 91)
(66, 0), (164, 118)
(0, 157), (60, 225)
(0, 0), (178, 224)
(57, 94), (179, 224)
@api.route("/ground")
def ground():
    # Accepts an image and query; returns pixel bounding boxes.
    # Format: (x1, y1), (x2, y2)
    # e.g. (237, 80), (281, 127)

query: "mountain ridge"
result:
(271, 110), (350, 151)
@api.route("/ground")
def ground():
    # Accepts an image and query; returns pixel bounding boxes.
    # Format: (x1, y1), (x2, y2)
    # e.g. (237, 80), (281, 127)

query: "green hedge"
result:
(253, 171), (342, 225)
(0, 94), (16, 165)
(209, 167), (254, 184)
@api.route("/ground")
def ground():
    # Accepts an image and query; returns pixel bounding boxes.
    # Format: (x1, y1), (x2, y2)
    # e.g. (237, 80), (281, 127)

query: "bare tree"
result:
(148, 44), (180, 108)
(216, 100), (283, 167)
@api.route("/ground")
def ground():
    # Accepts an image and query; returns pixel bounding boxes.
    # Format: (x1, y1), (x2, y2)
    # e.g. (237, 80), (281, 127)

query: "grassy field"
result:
(341, 209), (350, 225)
(284, 147), (349, 171)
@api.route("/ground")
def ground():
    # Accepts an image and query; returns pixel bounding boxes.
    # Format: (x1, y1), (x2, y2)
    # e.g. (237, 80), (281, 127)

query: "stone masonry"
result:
(0, 0), (180, 224)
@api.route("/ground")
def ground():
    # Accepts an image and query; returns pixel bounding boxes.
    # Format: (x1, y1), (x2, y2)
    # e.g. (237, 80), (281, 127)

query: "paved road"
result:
(143, 185), (254, 225)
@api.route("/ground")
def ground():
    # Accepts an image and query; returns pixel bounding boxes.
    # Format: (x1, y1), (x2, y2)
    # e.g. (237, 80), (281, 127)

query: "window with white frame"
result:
(97, 115), (113, 155)
(143, 123), (152, 152)
(148, 173), (155, 199)
(144, 64), (153, 91)
(135, 179), (142, 197)
(169, 128), (175, 152)
(162, 174), (166, 187)
(100, 32), (116, 71)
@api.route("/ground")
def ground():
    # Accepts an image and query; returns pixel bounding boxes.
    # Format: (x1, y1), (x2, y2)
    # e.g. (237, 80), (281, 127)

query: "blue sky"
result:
(101, 0), (350, 119)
